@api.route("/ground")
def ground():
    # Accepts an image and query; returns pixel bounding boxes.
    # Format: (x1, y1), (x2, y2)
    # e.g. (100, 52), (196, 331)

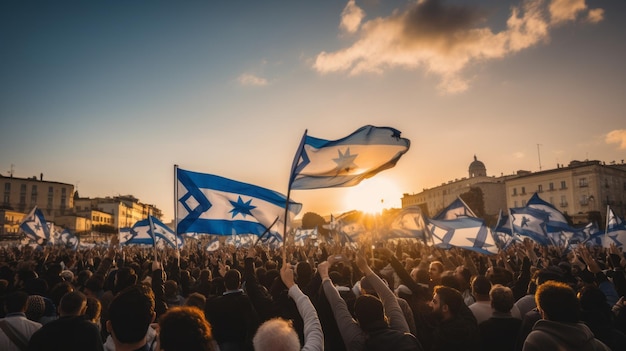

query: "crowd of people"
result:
(0, 234), (625, 351)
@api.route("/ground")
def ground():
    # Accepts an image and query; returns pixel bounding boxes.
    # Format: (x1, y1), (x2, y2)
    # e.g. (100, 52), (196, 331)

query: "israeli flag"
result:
(206, 238), (220, 252)
(119, 227), (135, 245)
(605, 207), (626, 248)
(57, 228), (79, 250)
(432, 197), (476, 220)
(493, 210), (519, 250)
(427, 216), (498, 255)
(177, 168), (302, 236)
(527, 193), (572, 232)
(290, 125), (410, 189)
(131, 216), (183, 248)
(510, 207), (551, 246)
(20, 207), (50, 245)
(294, 227), (318, 246)
(389, 206), (428, 241)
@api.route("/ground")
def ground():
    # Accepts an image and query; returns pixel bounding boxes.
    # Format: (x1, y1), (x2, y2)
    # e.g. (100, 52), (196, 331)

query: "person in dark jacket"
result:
(430, 285), (480, 351)
(28, 291), (104, 351)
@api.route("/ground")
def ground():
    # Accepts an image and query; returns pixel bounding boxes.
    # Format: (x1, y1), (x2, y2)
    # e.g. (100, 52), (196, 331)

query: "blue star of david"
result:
(34, 223), (41, 231)
(333, 148), (358, 174)
(229, 196), (256, 218)
(521, 216), (530, 227)
(608, 234), (623, 247)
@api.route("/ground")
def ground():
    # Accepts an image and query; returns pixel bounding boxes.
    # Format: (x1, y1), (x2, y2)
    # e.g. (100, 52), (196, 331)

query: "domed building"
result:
(401, 156), (508, 218)
(469, 155), (487, 178)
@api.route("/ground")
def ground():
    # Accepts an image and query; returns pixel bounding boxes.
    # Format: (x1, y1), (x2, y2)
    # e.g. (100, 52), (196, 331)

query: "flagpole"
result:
(174, 164), (180, 268)
(254, 216), (280, 246)
(148, 208), (159, 265)
(457, 196), (478, 217)
(605, 205), (610, 243)
(284, 129), (308, 263)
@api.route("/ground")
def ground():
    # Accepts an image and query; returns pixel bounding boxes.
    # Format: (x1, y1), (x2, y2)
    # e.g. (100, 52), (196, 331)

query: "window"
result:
(4, 183), (9, 191)
(514, 201), (518, 208)
(538, 184), (543, 193)
(521, 186), (526, 195)
(513, 188), (517, 196)
(560, 181), (567, 189)
(560, 195), (567, 207)
(580, 195), (588, 205)
(549, 182), (554, 191)
(579, 178), (588, 187)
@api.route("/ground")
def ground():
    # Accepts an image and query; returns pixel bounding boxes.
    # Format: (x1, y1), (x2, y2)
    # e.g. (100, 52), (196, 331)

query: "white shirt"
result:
(0, 313), (42, 351)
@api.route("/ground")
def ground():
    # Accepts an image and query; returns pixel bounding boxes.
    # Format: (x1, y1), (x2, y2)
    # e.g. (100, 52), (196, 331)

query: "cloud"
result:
(237, 74), (268, 87)
(606, 130), (626, 150)
(340, 0), (366, 33)
(313, 0), (603, 93)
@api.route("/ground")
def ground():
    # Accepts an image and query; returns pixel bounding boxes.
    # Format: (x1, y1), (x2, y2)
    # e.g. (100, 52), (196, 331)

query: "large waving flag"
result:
(432, 197), (476, 220)
(177, 168), (302, 236)
(55, 227), (79, 250)
(605, 207), (626, 248)
(131, 216), (183, 248)
(20, 207), (50, 245)
(527, 193), (572, 232)
(427, 216), (498, 255)
(289, 125), (410, 189)
(510, 207), (551, 246)
(389, 206), (429, 241)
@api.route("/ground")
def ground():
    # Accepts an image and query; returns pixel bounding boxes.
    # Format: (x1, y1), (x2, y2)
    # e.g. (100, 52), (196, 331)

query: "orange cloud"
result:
(313, 0), (603, 93)
(237, 74), (268, 87)
(606, 130), (626, 150)
(340, 0), (365, 33)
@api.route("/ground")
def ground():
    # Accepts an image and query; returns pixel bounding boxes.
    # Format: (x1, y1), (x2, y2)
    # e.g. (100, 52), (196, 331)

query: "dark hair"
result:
(59, 291), (87, 316)
(109, 285), (155, 344)
(159, 306), (215, 351)
(434, 285), (464, 316)
(4, 291), (29, 313)
(440, 271), (461, 291)
(223, 269), (241, 291)
(535, 281), (580, 323)
(471, 275), (492, 296)
(354, 294), (385, 331)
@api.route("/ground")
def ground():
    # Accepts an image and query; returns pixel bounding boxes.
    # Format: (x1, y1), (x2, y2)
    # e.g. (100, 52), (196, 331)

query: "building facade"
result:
(0, 209), (27, 238)
(505, 160), (626, 225)
(1, 174), (74, 219)
(74, 195), (162, 229)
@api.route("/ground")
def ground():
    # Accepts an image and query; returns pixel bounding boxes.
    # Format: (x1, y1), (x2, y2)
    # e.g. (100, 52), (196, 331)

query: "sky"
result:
(1, 0), (625, 222)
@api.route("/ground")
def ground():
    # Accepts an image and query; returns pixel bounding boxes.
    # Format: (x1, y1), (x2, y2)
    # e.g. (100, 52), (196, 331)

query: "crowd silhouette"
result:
(1, 234), (625, 351)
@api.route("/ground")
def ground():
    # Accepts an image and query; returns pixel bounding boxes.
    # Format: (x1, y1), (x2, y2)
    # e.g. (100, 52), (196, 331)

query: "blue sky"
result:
(1, 0), (625, 221)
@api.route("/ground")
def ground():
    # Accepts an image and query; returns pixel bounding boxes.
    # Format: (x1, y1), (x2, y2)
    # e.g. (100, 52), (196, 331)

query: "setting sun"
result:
(343, 177), (402, 214)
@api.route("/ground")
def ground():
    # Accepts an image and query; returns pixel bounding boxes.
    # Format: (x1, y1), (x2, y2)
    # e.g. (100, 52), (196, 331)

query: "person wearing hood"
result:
(522, 281), (610, 351)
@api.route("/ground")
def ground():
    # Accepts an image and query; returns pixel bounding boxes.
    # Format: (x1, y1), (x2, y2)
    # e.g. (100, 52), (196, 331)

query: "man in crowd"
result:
(0, 291), (42, 351)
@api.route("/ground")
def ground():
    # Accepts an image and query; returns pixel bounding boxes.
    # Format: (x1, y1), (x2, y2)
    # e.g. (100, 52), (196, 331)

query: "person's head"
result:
(431, 285), (464, 321)
(59, 291), (87, 317)
(25, 295), (46, 321)
(471, 275), (492, 301)
(185, 293), (207, 311)
(253, 318), (300, 351)
(295, 261), (312, 286)
(535, 280), (580, 323)
(429, 261), (444, 282)
(455, 266), (472, 290)
(223, 269), (241, 291)
(4, 291), (29, 314)
(114, 267), (138, 294)
(489, 284), (515, 313)
(164, 280), (179, 298)
(353, 294), (387, 331)
(85, 296), (102, 324)
(440, 270), (461, 291)
(107, 285), (156, 347)
(158, 306), (215, 351)
(410, 267), (430, 285)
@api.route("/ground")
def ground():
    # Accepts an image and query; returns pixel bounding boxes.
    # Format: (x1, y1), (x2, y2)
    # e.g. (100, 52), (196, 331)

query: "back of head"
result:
(5, 291), (29, 314)
(434, 285), (464, 317)
(489, 284), (514, 313)
(114, 267), (138, 294)
(223, 269), (241, 291)
(25, 295), (46, 321)
(440, 271), (461, 291)
(85, 296), (102, 323)
(185, 293), (207, 311)
(164, 280), (179, 298)
(108, 285), (155, 344)
(253, 318), (300, 351)
(295, 261), (312, 286)
(471, 275), (492, 296)
(535, 280), (580, 323)
(354, 294), (386, 331)
(159, 306), (215, 351)
(59, 291), (87, 316)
